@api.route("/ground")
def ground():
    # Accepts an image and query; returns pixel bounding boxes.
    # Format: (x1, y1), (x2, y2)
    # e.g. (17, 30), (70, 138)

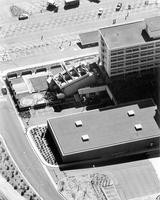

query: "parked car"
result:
(47, 0), (59, 12)
(128, 4), (131, 10)
(115, 2), (122, 11)
(98, 8), (103, 16)
(64, 0), (80, 9)
(145, 1), (149, 5)
(1, 86), (7, 95)
(18, 13), (29, 20)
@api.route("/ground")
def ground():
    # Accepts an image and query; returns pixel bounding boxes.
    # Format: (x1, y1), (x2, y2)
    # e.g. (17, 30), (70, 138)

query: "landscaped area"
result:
(57, 173), (120, 200)
(0, 136), (41, 200)
(29, 126), (57, 165)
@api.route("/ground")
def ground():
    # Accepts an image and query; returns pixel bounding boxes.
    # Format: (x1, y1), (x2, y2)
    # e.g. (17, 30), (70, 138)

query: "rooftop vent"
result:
(127, 110), (135, 117)
(75, 120), (83, 127)
(81, 134), (89, 142)
(135, 124), (143, 131)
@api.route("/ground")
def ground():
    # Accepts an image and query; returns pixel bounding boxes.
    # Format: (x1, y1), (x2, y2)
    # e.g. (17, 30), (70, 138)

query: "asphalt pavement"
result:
(0, 1), (160, 199)
(0, 0), (160, 72)
(0, 97), (62, 200)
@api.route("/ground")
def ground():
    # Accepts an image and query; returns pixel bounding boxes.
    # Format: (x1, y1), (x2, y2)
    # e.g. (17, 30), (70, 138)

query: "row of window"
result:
(111, 48), (158, 58)
(140, 57), (154, 62)
(111, 58), (156, 68)
(111, 54), (140, 62)
(110, 42), (160, 56)
(111, 63), (156, 75)
(110, 54), (160, 63)
(110, 50), (160, 62)
(140, 50), (154, 56)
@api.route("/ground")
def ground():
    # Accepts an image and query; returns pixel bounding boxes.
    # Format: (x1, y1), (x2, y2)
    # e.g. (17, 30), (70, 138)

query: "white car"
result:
(18, 13), (29, 20)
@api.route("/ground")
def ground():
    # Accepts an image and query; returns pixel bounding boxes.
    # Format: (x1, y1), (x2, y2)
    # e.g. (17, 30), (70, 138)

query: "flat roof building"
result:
(145, 16), (160, 39)
(100, 21), (145, 50)
(99, 16), (160, 77)
(79, 31), (98, 47)
(47, 99), (160, 163)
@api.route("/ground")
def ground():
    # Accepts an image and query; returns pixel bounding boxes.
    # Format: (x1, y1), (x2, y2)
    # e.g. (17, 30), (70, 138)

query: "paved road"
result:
(0, 96), (62, 200)
(0, 1), (159, 40)
(0, 0), (159, 66)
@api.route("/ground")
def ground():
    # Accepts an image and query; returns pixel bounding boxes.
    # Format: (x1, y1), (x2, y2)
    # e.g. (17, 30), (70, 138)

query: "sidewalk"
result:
(0, 46), (98, 73)
(0, 174), (26, 200)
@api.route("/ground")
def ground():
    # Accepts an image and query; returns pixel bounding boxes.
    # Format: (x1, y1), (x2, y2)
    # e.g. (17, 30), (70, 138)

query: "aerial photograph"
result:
(0, 0), (160, 199)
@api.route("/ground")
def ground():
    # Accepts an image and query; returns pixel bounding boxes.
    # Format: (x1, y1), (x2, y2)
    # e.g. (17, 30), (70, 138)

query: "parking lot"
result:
(0, 0), (160, 70)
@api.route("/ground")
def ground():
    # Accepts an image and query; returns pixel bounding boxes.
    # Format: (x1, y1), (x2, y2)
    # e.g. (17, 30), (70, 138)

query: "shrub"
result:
(21, 191), (24, 196)
(6, 177), (10, 182)
(6, 165), (9, 170)
(14, 170), (18, 175)
(14, 185), (18, 190)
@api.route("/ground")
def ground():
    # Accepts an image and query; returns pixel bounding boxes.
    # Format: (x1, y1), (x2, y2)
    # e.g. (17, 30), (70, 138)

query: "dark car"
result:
(1, 87), (7, 95)
(47, 0), (59, 12)
(128, 4), (131, 10)
(115, 2), (122, 11)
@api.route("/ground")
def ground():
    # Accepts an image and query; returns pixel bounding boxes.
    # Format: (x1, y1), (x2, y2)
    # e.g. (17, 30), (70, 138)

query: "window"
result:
(156, 42), (160, 47)
(155, 56), (160, 60)
(102, 48), (106, 53)
(147, 44), (154, 49)
(133, 60), (139, 64)
(126, 55), (132, 59)
(156, 48), (160, 53)
(111, 51), (117, 56)
(114, 69), (124, 73)
(148, 50), (154, 55)
(118, 63), (124, 67)
(132, 47), (139, 52)
(125, 67), (138, 71)
(141, 58), (146, 62)
(111, 63), (118, 68)
(118, 56), (124, 61)
(147, 57), (153, 61)
(155, 62), (160, 66)
(126, 48), (132, 53)
(111, 58), (117, 62)
(132, 53), (139, 58)
(118, 50), (124, 54)
(141, 45), (148, 50)
(147, 64), (154, 67)
(141, 50), (153, 56)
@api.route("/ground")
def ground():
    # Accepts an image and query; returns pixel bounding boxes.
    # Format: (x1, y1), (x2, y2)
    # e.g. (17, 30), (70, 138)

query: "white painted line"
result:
(149, 157), (160, 181)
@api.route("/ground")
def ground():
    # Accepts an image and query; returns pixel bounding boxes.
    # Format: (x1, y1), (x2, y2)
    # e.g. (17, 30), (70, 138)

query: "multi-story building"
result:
(99, 16), (160, 77)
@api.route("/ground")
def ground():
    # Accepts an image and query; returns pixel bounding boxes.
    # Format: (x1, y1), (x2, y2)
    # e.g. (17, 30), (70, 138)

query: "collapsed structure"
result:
(47, 61), (102, 97)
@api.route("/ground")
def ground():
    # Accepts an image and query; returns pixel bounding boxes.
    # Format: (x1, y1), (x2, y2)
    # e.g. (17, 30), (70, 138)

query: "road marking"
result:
(43, 164), (58, 190)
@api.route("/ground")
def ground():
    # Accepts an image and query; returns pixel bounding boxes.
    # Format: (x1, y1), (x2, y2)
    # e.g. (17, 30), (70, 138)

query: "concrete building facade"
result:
(47, 99), (160, 164)
(99, 16), (160, 77)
